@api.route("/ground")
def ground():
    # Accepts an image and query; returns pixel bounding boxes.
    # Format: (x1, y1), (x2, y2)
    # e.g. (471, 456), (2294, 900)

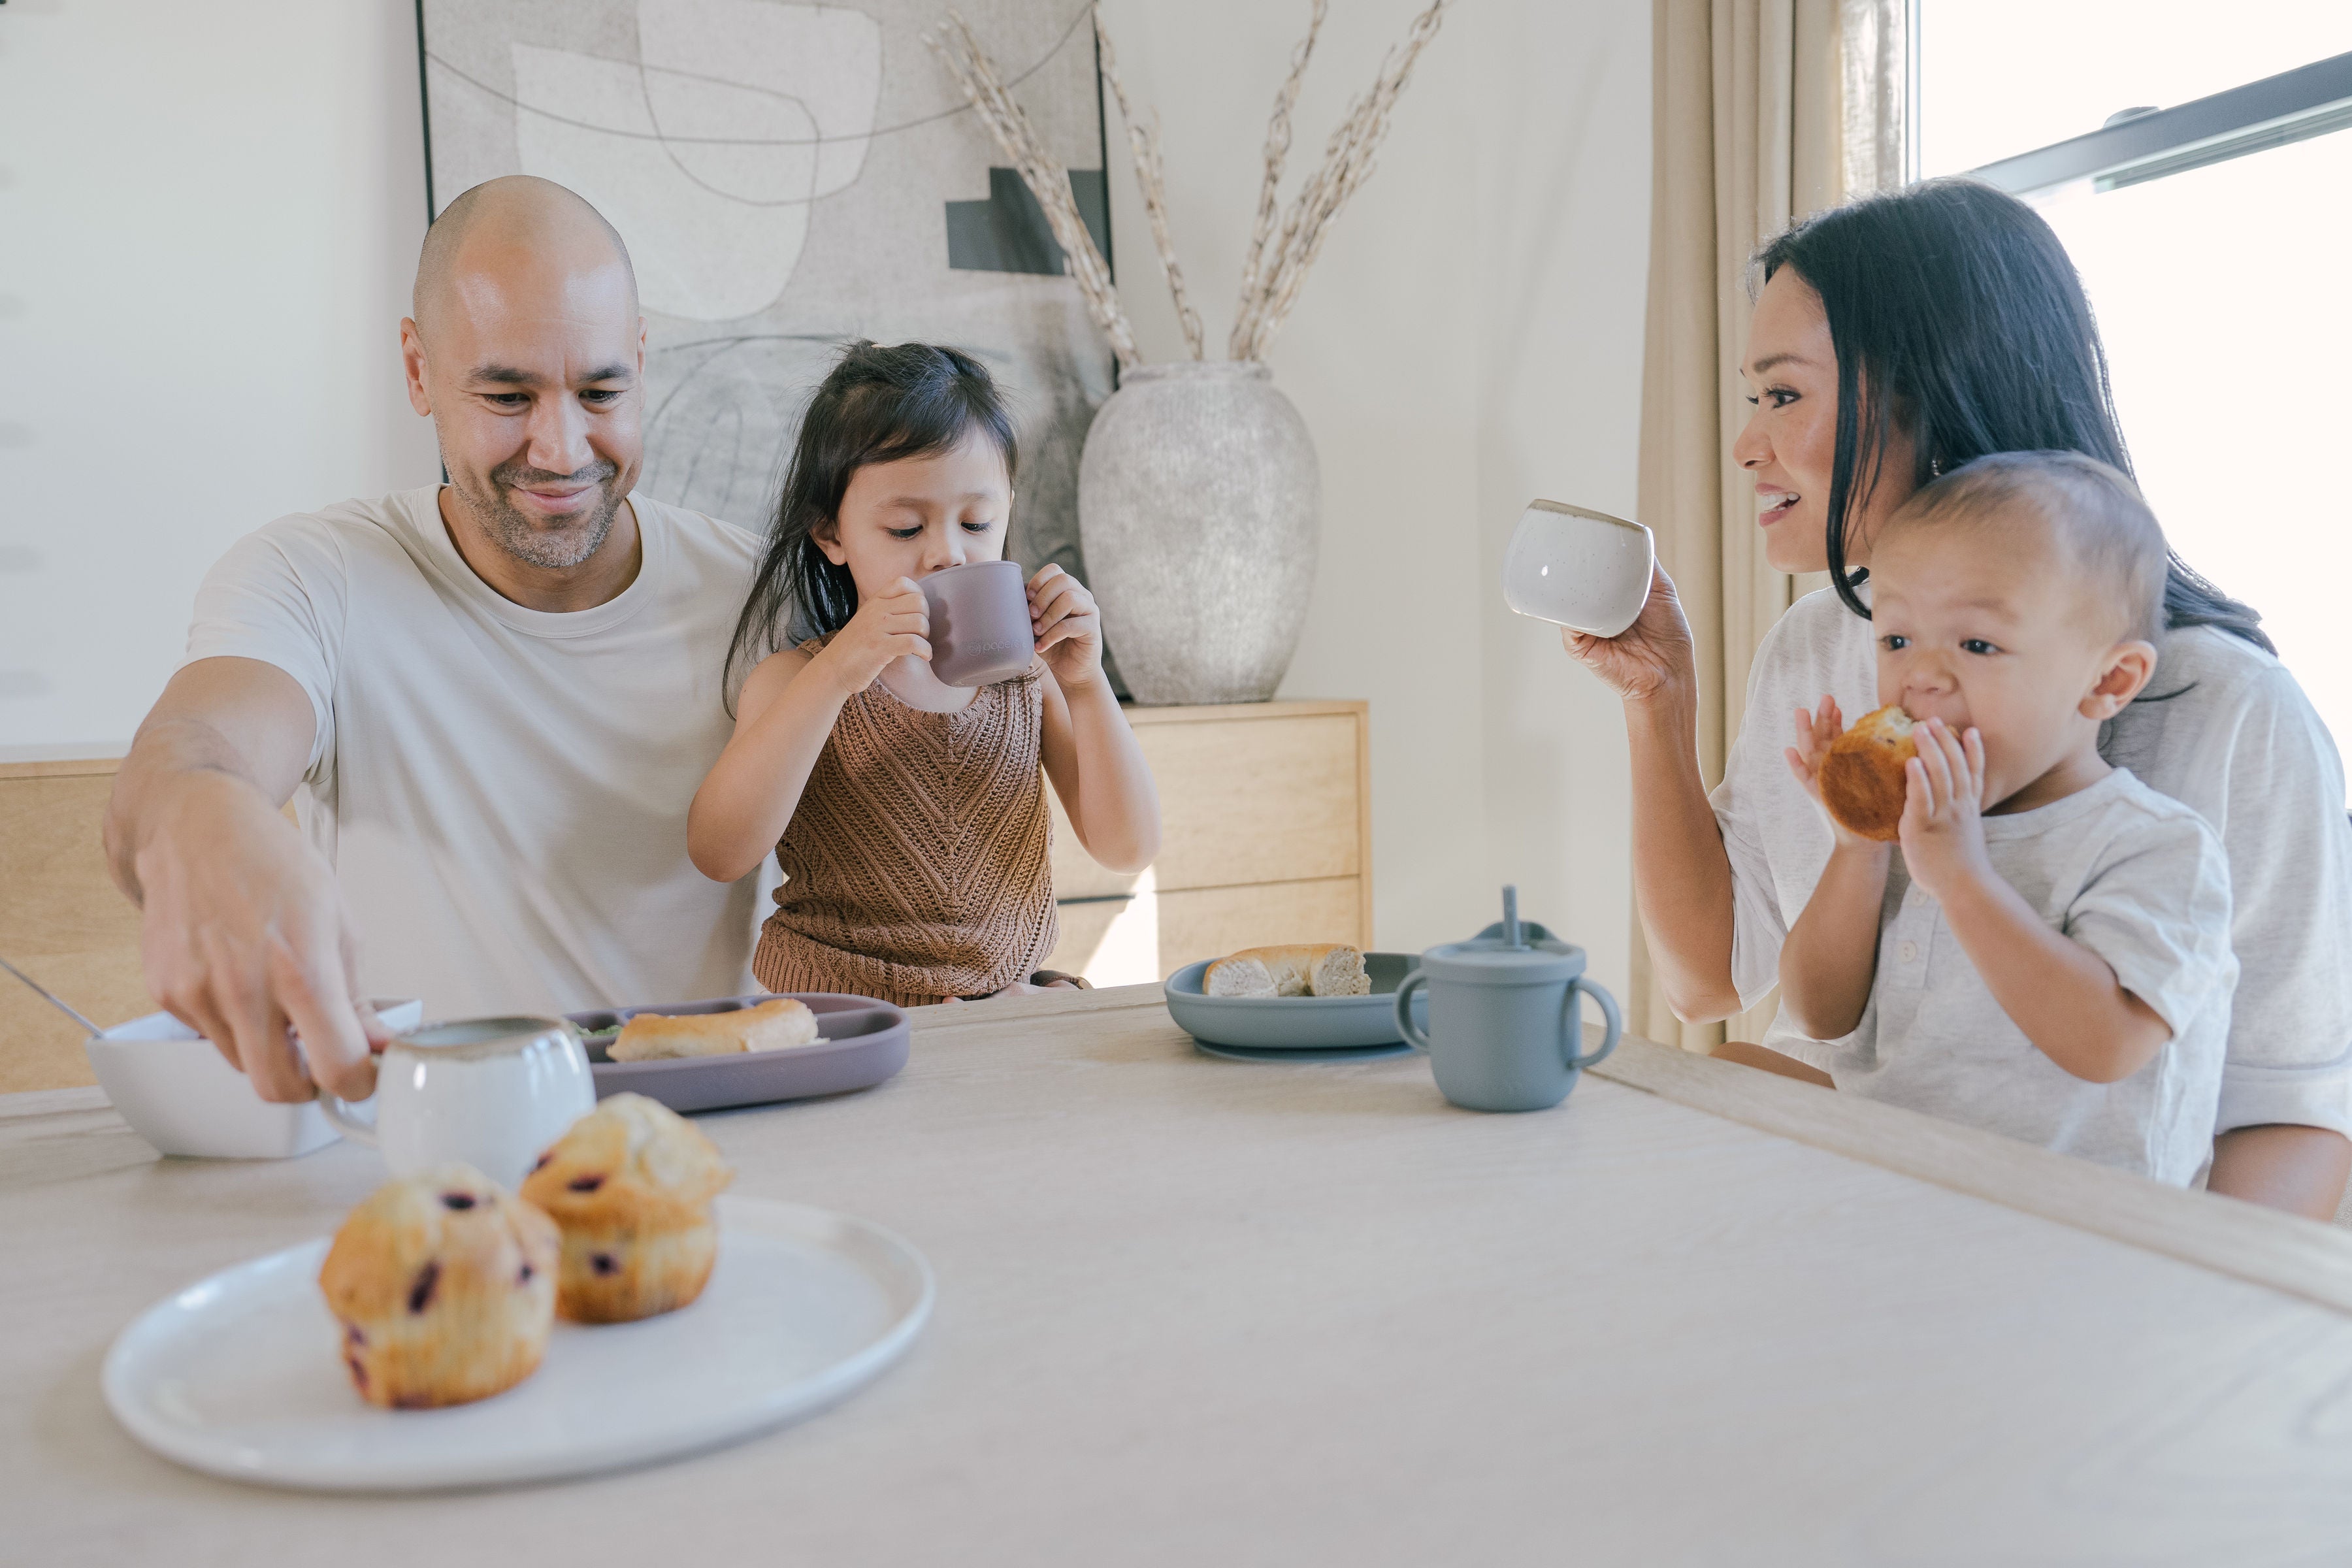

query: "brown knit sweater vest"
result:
(752, 643), (1057, 1005)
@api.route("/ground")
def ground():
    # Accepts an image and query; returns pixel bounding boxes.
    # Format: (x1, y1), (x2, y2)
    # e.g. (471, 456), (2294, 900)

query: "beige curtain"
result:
(1628, 0), (1907, 1052)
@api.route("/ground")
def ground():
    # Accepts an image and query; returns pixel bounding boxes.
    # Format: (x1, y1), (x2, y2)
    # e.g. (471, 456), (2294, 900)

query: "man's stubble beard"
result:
(448, 460), (627, 571)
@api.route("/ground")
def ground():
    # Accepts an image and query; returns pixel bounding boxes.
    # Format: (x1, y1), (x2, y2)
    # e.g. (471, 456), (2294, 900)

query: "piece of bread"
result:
(1820, 705), (1917, 842)
(318, 1163), (558, 1410)
(520, 1092), (734, 1323)
(1203, 943), (1371, 999)
(608, 997), (820, 1062)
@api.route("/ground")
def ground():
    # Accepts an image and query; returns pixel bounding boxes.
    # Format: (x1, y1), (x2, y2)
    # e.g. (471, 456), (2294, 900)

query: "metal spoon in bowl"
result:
(0, 953), (104, 1035)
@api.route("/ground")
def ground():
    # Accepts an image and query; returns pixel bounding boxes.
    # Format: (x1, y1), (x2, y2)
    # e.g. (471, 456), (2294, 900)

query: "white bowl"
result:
(84, 999), (423, 1160)
(1501, 499), (1655, 638)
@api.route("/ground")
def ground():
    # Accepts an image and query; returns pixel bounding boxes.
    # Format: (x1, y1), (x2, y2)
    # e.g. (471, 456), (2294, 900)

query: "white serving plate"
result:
(102, 1196), (933, 1492)
(86, 999), (423, 1160)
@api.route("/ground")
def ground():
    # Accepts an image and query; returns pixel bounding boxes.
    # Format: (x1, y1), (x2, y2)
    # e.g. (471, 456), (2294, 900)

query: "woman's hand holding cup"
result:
(1559, 562), (1698, 705)
(816, 577), (931, 696)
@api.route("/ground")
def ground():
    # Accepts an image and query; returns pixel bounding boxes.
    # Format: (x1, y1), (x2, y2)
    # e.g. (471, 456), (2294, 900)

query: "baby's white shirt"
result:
(1714, 583), (2352, 1139)
(1823, 768), (2236, 1186)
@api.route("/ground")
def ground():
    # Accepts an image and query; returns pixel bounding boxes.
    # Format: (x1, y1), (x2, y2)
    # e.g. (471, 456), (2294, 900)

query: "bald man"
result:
(103, 177), (766, 1104)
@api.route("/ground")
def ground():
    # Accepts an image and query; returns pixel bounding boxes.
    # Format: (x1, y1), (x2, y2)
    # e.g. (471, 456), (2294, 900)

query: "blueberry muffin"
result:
(520, 1093), (734, 1323)
(317, 1164), (559, 1409)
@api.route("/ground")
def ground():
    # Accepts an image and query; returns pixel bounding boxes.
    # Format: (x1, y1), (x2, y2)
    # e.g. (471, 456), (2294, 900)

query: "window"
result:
(1918, 4), (2352, 801)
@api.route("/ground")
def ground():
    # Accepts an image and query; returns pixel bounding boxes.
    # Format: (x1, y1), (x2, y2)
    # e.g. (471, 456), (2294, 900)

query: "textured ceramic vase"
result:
(1077, 361), (1320, 705)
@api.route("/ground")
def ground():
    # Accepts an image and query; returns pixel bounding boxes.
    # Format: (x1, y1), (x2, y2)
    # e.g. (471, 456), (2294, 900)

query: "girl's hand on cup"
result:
(816, 577), (930, 697)
(1560, 562), (1697, 704)
(1028, 564), (1104, 690)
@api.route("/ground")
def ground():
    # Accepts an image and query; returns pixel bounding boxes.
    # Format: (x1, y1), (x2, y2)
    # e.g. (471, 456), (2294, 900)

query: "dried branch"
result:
(1237, 0), (1452, 362)
(928, 11), (1141, 369)
(936, 2), (1449, 370)
(1094, 7), (1203, 359)
(1228, 0), (1328, 360)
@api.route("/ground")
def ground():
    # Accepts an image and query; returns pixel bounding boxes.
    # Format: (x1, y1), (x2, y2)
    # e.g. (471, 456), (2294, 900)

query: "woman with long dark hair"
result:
(1567, 178), (2352, 1215)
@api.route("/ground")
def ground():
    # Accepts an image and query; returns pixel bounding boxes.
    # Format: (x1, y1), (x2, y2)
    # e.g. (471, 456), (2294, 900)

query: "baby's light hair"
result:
(1885, 451), (2168, 645)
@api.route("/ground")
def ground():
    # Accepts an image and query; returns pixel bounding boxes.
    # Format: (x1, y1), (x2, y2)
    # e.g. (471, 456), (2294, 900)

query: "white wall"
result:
(1096, 0), (1648, 987)
(0, 0), (442, 755)
(0, 0), (1649, 994)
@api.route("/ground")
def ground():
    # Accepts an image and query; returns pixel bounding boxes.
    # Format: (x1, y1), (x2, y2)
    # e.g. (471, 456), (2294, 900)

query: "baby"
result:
(1779, 451), (2236, 1184)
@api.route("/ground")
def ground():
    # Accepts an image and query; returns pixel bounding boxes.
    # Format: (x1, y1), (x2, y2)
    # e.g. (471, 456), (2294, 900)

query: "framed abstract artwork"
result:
(416, 0), (1115, 590)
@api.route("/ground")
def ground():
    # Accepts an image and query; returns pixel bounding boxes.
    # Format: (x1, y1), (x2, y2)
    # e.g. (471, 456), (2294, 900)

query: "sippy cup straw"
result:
(1501, 885), (1522, 949)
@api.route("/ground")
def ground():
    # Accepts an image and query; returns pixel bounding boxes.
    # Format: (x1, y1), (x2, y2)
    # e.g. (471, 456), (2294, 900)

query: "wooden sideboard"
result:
(0, 757), (146, 1095)
(1040, 698), (1373, 987)
(0, 699), (1371, 1092)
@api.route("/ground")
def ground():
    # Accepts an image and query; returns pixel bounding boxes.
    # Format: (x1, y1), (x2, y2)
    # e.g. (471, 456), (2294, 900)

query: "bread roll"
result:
(608, 997), (819, 1062)
(1203, 944), (1371, 999)
(1819, 705), (1917, 842)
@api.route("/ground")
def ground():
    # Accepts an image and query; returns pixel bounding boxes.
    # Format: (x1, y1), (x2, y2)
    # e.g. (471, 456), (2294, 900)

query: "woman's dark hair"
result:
(1754, 176), (2269, 651)
(726, 340), (1018, 703)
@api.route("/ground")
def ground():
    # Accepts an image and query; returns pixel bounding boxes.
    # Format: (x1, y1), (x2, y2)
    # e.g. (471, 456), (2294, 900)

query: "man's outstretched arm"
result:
(104, 657), (381, 1102)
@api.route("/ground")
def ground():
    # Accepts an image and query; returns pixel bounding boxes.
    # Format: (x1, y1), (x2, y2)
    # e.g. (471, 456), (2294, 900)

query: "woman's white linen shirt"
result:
(1711, 585), (2352, 1137)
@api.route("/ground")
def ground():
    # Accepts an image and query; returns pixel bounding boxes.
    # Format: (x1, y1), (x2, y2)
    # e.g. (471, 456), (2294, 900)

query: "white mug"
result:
(1500, 499), (1656, 638)
(319, 1016), (596, 1190)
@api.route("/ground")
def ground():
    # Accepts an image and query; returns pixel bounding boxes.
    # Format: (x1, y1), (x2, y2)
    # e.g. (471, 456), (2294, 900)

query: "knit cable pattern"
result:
(753, 642), (1058, 1005)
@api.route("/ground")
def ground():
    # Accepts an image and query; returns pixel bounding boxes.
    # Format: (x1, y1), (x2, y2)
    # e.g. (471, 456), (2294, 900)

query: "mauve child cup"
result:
(922, 560), (1037, 687)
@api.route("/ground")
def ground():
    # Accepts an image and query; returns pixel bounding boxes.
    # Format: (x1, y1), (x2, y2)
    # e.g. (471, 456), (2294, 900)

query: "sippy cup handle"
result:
(1562, 976), (1622, 1070)
(1394, 970), (1432, 1053)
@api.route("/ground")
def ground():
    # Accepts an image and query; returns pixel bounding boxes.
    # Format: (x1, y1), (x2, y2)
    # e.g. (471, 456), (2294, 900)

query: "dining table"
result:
(9, 981), (2352, 1564)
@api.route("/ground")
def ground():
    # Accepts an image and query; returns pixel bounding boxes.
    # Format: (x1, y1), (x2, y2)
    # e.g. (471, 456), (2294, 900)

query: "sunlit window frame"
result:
(1959, 46), (2352, 196)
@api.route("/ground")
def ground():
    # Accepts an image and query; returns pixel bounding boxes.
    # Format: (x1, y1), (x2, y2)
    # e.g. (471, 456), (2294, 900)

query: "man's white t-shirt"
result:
(1825, 768), (2236, 1184)
(1713, 584), (2352, 1139)
(185, 485), (768, 1018)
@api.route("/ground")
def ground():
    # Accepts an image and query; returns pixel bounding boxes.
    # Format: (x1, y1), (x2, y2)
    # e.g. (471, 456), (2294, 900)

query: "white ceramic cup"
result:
(1499, 499), (1656, 638)
(318, 1016), (596, 1190)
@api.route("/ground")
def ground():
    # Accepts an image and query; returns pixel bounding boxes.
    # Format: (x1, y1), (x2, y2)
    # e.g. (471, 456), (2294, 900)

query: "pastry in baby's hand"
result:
(521, 1092), (733, 1323)
(608, 997), (820, 1061)
(1820, 705), (1918, 843)
(1203, 943), (1371, 999)
(318, 1163), (558, 1410)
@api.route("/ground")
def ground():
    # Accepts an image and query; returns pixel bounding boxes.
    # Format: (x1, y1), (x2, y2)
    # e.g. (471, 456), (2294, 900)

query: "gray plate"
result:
(565, 993), (909, 1115)
(1193, 1039), (1418, 1064)
(1164, 953), (1428, 1051)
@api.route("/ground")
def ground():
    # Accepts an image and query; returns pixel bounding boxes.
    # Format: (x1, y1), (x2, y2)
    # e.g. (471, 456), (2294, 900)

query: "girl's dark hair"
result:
(1754, 177), (2269, 651)
(727, 340), (1018, 703)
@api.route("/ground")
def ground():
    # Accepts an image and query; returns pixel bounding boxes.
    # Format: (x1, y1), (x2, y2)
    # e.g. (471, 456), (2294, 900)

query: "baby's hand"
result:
(1897, 717), (1992, 899)
(1782, 696), (1842, 800)
(816, 578), (930, 697)
(1782, 697), (1878, 851)
(1028, 564), (1104, 691)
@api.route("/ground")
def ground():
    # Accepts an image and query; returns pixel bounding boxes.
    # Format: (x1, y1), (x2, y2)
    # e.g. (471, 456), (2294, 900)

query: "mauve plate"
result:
(1164, 953), (1429, 1051)
(566, 993), (908, 1115)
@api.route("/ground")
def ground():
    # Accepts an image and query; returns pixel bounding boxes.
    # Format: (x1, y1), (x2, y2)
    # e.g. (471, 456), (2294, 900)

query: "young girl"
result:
(688, 342), (1160, 1005)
